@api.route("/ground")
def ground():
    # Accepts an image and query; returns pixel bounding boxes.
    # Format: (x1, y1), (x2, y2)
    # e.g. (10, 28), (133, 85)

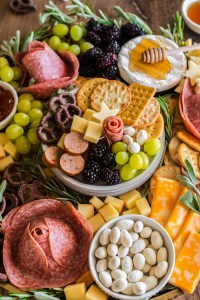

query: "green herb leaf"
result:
(180, 190), (200, 213)
(34, 292), (60, 300)
(177, 175), (195, 190)
(0, 180), (6, 204)
(184, 159), (196, 185)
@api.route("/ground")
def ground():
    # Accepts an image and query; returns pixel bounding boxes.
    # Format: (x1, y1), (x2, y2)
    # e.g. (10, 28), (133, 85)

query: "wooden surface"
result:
(0, 0), (200, 299)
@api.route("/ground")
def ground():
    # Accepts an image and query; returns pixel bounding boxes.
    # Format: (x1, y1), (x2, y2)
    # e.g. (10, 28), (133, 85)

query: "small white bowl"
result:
(0, 81), (18, 130)
(89, 215), (175, 300)
(182, 0), (200, 34)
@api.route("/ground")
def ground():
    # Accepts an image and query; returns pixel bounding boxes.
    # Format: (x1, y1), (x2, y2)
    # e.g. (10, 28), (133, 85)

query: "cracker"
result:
(77, 78), (107, 112)
(167, 95), (182, 124)
(119, 83), (156, 126)
(168, 136), (182, 166)
(145, 114), (164, 139)
(164, 150), (176, 166)
(172, 123), (186, 137)
(177, 130), (200, 152)
(134, 97), (160, 128)
(178, 143), (200, 179)
(150, 165), (181, 193)
(74, 76), (87, 88)
(91, 80), (131, 114)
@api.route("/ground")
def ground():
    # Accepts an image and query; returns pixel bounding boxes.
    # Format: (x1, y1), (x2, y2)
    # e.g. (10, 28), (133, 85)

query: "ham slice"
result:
(103, 116), (123, 144)
(15, 41), (79, 99)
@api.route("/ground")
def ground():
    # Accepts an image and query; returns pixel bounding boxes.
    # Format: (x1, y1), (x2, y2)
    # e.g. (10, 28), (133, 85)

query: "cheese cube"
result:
(89, 196), (104, 210)
(57, 133), (67, 150)
(104, 196), (124, 214)
(0, 133), (10, 146)
(3, 142), (19, 160)
(136, 197), (151, 216)
(64, 282), (86, 300)
(119, 190), (141, 209)
(85, 284), (108, 300)
(0, 146), (6, 159)
(169, 232), (200, 293)
(98, 203), (119, 222)
(0, 155), (13, 172)
(122, 207), (140, 215)
(76, 271), (94, 288)
(71, 115), (88, 134)
(83, 109), (99, 122)
(84, 121), (102, 144)
(78, 204), (94, 219)
(89, 213), (105, 234)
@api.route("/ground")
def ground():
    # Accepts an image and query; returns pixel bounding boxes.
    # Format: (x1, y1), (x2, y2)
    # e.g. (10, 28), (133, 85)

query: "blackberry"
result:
(100, 168), (120, 185)
(104, 41), (120, 54)
(81, 47), (103, 64)
(87, 31), (102, 46)
(103, 25), (121, 40)
(120, 23), (146, 45)
(99, 65), (118, 80)
(89, 140), (107, 161)
(109, 169), (120, 185)
(96, 53), (118, 69)
(101, 152), (116, 168)
(87, 19), (104, 33)
(82, 161), (101, 184)
(79, 64), (96, 77)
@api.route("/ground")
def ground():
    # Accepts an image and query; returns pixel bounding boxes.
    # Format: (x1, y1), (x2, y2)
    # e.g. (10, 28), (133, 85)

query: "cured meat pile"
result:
(103, 116), (123, 144)
(179, 78), (200, 139)
(15, 41), (79, 99)
(2, 199), (93, 290)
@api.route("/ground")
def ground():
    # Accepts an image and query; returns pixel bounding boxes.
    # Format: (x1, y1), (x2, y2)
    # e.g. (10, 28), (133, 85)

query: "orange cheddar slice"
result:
(150, 177), (182, 227)
(169, 231), (200, 294)
(164, 187), (190, 240)
(173, 210), (200, 256)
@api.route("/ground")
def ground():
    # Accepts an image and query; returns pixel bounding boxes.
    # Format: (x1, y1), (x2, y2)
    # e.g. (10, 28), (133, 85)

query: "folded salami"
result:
(2, 199), (93, 290)
(15, 41), (79, 99)
(103, 116), (123, 144)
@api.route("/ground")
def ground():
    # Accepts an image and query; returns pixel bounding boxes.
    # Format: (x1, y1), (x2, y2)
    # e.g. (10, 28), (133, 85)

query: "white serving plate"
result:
(43, 132), (165, 197)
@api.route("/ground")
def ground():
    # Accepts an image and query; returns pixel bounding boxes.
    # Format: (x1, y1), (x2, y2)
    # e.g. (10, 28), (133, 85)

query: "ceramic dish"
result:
(182, 0), (200, 34)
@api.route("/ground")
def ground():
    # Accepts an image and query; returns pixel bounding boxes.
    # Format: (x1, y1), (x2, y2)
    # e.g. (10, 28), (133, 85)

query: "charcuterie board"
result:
(0, 0), (200, 300)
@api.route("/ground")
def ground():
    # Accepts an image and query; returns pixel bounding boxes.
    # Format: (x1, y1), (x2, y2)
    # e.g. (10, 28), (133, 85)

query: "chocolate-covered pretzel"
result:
(49, 92), (76, 114)
(18, 180), (49, 204)
(55, 104), (82, 131)
(10, 0), (37, 14)
(3, 193), (19, 215)
(32, 180), (49, 199)
(3, 163), (33, 187)
(38, 114), (62, 144)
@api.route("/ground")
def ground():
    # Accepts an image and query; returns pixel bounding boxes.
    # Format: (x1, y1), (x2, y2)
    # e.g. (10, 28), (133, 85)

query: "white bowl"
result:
(182, 0), (200, 34)
(0, 81), (18, 130)
(89, 215), (175, 300)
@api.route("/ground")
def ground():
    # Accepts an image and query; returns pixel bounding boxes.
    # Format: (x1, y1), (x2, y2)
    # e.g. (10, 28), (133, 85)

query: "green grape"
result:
(52, 23), (69, 37)
(48, 36), (61, 51)
(144, 138), (162, 156)
(78, 38), (87, 45)
(31, 100), (43, 110)
(15, 136), (31, 154)
(68, 44), (81, 56)
(70, 25), (83, 41)
(129, 153), (143, 170)
(17, 100), (32, 113)
(13, 66), (22, 80)
(0, 57), (9, 69)
(28, 109), (43, 122)
(14, 112), (30, 126)
(30, 118), (42, 128)
(120, 164), (137, 181)
(115, 164), (123, 171)
(6, 124), (24, 140)
(18, 93), (34, 102)
(57, 42), (70, 51)
(139, 152), (149, 170)
(82, 26), (88, 37)
(115, 151), (129, 165)
(9, 80), (20, 89)
(0, 66), (14, 82)
(27, 128), (40, 144)
(80, 42), (94, 53)
(112, 142), (127, 154)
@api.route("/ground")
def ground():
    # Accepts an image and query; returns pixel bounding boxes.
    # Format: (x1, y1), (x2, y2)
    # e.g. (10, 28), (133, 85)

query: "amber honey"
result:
(187, 1), (200, 25)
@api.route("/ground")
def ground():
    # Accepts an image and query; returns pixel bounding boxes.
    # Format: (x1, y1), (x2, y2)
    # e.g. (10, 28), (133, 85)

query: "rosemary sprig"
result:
(0, 31), (21, 62)
(177, 159), (200, 213)
(0, 288), (65, 300)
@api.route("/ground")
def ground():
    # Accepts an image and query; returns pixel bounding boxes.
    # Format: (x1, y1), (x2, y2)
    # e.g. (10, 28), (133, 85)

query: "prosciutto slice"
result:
(2, 199), (93, 290)
(15, 41), (79, 99)
(103, 116), (123, 144)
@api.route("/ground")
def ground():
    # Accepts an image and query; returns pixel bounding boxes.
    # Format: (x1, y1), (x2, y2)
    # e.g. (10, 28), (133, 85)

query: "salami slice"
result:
(103, 116), (124, 143)
(2, 199), (93, 290)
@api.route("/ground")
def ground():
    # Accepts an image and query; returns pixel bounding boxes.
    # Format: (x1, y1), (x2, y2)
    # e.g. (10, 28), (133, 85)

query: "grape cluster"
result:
(0, 57), (22, 89)
(5, 93), (44, 155)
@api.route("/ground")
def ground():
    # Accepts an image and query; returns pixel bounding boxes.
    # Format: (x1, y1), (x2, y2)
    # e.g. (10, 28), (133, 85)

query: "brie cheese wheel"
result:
(118, 34), (187, 92)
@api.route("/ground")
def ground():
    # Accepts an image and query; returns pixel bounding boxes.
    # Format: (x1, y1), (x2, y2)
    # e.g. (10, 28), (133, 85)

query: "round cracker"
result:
(135, 98), (160, 128)
(178, 143), (200, 179)
(91, 80), (131, 114)
(145, 114), (164, 139)
(77, 78), (108, 112)
(74, 76), (87, 88)
(168, 136), (182, 166)
(164, 150), (176, 166)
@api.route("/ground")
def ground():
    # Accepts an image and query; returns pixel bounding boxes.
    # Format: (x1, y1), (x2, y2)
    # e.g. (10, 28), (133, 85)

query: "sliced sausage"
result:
(60, 153), (85, 176)
(64, 132), (89, 155)
(42, 146), (64, 167)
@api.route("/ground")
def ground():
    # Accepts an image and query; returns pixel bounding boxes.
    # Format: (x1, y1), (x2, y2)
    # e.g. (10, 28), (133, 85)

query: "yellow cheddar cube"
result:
(98, 203), (119, 222)
(85, 284), (108, 300)
(3, 142), (19, 160)
(136, 197), (151, 216)
(76, 271), (94, 288)
(122, 207), (140, 215)
(0, 155), (13, 172)
(84, 121), (102, 144)
(104, 196), (124, 214)
(119, 189), (141, 209)
(0, 146), (6, 159)
(64, 282), (86, 300)
(71, 115), (88, 134)
(83, 109), (99, 122)
(78, 204), (94, 220)
(57, 133), (67, 150)
(89, 196), (104, 210)
(89, 213), (105, 234)
(0, 133), (10, 146)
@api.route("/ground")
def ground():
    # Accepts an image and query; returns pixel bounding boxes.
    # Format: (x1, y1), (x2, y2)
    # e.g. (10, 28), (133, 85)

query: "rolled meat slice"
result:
(103, 116), (123, 144)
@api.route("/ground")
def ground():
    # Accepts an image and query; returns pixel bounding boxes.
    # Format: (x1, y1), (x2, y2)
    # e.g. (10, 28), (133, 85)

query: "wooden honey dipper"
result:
(142, 43), (200, 63)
